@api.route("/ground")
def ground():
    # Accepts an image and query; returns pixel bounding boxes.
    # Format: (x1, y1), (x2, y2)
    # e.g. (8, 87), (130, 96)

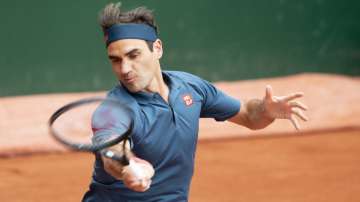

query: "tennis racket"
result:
(48, 96), (146, 179)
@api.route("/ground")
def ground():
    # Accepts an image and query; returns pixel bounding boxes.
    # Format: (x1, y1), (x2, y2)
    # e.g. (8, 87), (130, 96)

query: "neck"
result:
(144, 68), (169, 102)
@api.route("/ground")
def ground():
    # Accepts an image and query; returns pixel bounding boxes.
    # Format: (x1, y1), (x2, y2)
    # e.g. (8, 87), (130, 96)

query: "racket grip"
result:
(101, 150), (129, 165)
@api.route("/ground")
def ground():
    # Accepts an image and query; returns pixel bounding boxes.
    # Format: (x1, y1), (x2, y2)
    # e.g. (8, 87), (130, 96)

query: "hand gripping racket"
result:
(48, 97), (146, 180)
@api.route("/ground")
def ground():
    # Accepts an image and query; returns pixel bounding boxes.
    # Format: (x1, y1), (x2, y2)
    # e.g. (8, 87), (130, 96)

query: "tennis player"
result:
(82, 2), (308, 202)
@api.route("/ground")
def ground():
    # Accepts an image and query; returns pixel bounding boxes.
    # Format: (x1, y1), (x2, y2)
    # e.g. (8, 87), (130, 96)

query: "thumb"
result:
(265, 85), (273, 100)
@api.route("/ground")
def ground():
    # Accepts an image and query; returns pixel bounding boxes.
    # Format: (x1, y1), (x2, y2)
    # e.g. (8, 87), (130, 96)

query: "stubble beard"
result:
(123, 78), (147, 93)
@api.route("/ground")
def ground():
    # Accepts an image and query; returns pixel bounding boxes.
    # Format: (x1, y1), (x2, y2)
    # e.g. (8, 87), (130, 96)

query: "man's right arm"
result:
(101, 141), (155, 192)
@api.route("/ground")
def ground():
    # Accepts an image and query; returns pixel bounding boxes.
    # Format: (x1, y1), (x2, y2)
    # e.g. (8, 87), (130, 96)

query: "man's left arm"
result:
(228, 85), (308, 130)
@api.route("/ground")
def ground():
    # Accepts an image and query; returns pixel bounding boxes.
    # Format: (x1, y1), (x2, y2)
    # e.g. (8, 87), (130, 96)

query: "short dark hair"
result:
(98, 2), (158, 51)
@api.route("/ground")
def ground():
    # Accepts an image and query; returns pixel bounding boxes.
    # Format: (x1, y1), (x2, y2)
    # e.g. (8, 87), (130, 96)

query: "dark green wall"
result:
(1, 0), (359, 96)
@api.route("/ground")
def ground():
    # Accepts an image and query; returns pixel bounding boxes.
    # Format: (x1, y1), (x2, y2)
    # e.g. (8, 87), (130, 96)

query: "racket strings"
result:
(49, 97), (134, 157)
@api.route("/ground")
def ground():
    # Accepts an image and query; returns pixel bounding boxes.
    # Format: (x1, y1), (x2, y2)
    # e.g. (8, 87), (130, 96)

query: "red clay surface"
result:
(1, 129), (359, 202)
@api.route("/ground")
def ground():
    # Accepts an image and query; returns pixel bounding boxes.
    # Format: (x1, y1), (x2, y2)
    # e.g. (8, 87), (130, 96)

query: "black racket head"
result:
(48, 96), (134, 152)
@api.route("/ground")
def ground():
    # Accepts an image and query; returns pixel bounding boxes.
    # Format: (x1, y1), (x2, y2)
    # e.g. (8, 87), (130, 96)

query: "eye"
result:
(128, 52), (140, 60)
(109, 57), (121, 63)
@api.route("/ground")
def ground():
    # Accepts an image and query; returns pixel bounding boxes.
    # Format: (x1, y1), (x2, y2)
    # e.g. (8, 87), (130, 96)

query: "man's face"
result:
(107, 39), (162, 92)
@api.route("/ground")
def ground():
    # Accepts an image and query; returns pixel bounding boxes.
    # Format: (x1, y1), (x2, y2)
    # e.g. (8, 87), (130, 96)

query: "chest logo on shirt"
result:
(182, 94), (193, 106)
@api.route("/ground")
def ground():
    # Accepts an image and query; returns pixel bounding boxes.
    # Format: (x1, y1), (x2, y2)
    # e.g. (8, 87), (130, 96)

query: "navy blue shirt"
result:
(83, 71), (240, 202)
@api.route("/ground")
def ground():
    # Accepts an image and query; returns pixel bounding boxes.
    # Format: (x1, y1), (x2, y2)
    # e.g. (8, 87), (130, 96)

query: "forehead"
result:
(107, 39), (149, 55)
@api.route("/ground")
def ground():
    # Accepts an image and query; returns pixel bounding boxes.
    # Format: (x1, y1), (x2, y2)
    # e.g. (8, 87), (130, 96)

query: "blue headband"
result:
(105, 23), (157, 46)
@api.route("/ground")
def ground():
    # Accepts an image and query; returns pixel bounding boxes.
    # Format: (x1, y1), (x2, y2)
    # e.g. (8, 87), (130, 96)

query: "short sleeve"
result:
(199, 80), (240, 121)
(179, 72), (241, 121)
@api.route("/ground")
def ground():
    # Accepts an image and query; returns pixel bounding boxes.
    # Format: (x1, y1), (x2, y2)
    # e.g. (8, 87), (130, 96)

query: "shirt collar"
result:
(125, 71), (181, 103)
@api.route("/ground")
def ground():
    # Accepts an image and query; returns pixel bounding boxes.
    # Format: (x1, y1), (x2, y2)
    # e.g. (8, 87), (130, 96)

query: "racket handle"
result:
(101, 150), (148, 182)
(101, 150), (130, 165)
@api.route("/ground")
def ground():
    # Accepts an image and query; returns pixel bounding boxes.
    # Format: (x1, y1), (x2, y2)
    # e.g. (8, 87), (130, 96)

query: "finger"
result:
(130, 179), (150, 192)
(123, 179), (137, 190)
(290, 101), (308, 111)
(122, 171), (138, 183)
(283, 92), (304, 102)
(265, 85), (273, 100)
(291, 108), (308, 121)
(141, 179), (151, 189)
(129, 179), (143, 189)
(144, 179), (151, 190)
(290, 115), (300, 131)
(133, 184), (145, 192)
(133, 158), (155, 178)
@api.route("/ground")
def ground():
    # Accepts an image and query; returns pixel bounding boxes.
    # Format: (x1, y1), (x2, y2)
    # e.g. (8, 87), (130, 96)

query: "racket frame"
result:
(48, 97), (134, 153)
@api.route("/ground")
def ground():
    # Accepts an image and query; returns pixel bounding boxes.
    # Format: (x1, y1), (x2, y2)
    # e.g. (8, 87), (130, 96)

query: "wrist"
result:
(246, 99), (265, 121)
(246, 98), (274, 129)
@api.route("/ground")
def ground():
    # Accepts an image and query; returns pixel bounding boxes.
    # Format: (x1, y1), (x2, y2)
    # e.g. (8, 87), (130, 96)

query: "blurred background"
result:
(1, 0), (359, 96)
(1, 2), (360, 202)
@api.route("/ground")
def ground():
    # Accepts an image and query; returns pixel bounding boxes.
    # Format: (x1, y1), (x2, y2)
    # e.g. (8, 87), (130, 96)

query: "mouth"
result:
(124, 76), (136, 84)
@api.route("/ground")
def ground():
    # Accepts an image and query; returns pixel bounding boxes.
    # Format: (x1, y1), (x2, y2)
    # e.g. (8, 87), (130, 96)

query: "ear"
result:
(152, 39), (163, 59)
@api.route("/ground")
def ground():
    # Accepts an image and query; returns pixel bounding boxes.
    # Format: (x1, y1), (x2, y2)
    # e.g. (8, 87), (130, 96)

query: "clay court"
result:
(1, 129), (360, 202)
(1, 74), (359, 202)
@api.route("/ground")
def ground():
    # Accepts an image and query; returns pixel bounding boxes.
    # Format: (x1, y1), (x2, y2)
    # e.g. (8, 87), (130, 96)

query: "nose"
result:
(120, 60), (132, 76)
